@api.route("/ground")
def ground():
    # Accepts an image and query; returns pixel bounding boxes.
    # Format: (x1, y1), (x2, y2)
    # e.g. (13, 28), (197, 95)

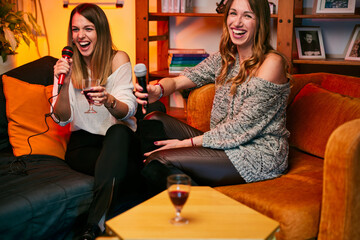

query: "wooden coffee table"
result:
(105, 186), (278, 240)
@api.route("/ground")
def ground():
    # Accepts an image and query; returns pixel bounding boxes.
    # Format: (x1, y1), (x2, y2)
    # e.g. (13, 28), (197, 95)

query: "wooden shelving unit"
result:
(136, 0), (360, 117)
(292, 11), (360, 72)
(136, 0), (284, 81)
(136, 0), (360, 77)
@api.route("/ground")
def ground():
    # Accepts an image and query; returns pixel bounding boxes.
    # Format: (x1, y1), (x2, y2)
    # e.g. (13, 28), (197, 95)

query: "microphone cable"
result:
(8, 93), (62, 176)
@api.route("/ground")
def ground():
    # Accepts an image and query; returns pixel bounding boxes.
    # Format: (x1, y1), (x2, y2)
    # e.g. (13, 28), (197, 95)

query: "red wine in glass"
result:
(167, 174), (191, 225)
(169, 190), (189, 208)
(82, 79), (99, 113)
(83, 89), (96, 104)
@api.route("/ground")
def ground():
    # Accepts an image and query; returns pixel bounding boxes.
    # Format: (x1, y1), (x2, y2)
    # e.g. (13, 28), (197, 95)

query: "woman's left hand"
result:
(144, 139), (191, 157)
(81, 85), (111, 107)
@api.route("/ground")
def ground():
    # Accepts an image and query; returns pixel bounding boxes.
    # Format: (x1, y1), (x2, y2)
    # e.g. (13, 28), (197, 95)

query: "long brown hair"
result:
(217, 0), (290, 94)
(67, 3), (116, 88)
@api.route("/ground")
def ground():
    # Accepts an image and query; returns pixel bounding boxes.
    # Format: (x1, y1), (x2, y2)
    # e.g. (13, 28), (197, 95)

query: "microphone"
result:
(134, 63), (148, 109)
(58, 46), (73, 94)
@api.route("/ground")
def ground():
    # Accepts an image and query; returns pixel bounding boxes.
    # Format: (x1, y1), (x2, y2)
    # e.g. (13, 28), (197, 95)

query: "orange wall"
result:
(15, 1), (136, 70)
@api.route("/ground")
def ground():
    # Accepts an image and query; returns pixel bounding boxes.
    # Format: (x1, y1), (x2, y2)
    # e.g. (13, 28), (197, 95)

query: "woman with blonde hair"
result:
(53, 3), (139, 239)
(135, 0), (291, 194)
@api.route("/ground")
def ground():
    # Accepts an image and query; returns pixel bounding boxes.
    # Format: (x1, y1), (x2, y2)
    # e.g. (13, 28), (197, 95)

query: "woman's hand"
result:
(54, 57), (73, 84)
(144, 139), (192, 157)
(144, 135), (203, 157)
(134, 83), (162, 114)
(81, 85), (114, 107)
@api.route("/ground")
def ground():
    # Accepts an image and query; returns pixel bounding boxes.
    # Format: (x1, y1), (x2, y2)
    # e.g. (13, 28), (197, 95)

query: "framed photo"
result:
(345, 25), (360, 61)
(313, 0), (356, 14)
(295, 27), (326, 60)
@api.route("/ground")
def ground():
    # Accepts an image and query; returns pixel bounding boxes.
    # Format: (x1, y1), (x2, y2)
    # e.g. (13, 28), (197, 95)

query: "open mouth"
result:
(79, 41), (91, 48)
(232, 29), (246, 36)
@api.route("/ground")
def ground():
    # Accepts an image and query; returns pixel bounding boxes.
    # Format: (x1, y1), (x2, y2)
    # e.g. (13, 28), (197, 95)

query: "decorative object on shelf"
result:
(345, 25), (360, 61)
(63, 0), (124, 8)
(0, 0), (41, 63)
(216, 0), (228, 13)
(269, 1), (276, 14)
(313, 0), (356, 14)
(295, 27), (326, 60)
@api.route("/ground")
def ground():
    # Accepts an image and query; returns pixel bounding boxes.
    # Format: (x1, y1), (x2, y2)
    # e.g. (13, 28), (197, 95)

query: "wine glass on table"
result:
(82, 79), (100, 113)
(167, 174), (191, 225)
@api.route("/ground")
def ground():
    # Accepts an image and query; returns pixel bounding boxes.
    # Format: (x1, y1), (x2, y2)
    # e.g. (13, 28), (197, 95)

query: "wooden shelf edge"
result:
(149, 12), (278, 18)
(295, 14), (360, 19)
(293, 59), (360, 66)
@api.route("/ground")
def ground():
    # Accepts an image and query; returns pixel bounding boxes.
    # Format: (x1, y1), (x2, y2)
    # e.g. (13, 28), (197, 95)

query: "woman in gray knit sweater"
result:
(135, 0), (291, 192)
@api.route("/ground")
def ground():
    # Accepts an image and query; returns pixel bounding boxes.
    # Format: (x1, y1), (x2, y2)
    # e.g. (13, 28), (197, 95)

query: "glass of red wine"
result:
(167, 174), (191, 225)
(82, 79), (100, 113)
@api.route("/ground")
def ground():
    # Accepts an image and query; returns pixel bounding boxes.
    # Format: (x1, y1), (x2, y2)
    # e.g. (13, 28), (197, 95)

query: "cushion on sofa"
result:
(320, 73), (360, 98)
(287, 83), (360, 158)
(2, 75), (70, 160)
(0, 56), (59, 152)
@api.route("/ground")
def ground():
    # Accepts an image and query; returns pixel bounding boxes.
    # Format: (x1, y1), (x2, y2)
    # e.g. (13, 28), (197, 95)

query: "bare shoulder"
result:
(256, 53), (288, 85)
(112, 50), (130, 71)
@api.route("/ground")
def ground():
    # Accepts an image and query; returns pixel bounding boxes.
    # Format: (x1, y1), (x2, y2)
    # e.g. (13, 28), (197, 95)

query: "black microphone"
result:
(58, 46), (73, 94)
(134, 63), (148, 109)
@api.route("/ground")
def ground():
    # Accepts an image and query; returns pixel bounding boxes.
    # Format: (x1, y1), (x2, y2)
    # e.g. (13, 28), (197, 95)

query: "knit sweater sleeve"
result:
(180, 52), (221, 87)
(203, 77), (290, 149)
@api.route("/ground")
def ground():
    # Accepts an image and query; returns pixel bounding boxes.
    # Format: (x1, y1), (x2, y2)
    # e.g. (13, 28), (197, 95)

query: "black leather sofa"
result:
(0, 56), (164, 239)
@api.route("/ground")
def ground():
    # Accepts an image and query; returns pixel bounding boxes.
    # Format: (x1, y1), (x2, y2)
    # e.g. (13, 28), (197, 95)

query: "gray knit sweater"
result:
(181, 52), (290, 183)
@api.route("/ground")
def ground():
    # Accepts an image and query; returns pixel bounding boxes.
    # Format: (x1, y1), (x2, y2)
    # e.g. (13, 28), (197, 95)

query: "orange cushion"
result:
(2, 75), (70, 159)
(287, 83), (360, 158)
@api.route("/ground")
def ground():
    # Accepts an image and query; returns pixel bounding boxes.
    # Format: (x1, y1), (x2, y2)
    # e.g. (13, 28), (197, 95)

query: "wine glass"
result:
(167, 174), (191, 225)
(82, 79), (100, 113)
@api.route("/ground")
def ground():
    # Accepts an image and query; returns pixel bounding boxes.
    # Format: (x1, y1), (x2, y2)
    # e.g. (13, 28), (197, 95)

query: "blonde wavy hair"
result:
(67, 3), (117, 89)
(217, 0), (291, 95)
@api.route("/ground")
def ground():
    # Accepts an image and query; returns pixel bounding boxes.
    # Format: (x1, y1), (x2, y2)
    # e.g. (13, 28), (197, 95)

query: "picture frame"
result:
(345, 25), (360, 61)
(313, 0), (356, 14)
(295, 27), (326, 60)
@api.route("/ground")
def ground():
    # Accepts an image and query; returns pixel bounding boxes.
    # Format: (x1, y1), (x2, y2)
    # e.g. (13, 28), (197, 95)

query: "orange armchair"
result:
(186, 73), (360, 240)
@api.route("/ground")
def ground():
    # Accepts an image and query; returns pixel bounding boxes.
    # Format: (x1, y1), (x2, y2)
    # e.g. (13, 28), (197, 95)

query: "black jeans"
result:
(141, 111), (245, 196)
(65, 124), (143, 226)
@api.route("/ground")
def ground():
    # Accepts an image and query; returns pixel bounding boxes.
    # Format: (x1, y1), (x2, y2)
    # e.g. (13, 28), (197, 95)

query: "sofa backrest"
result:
(1, 57), (56, 151)
(0, 56), (70, 158)
(287, 73), (360, 158)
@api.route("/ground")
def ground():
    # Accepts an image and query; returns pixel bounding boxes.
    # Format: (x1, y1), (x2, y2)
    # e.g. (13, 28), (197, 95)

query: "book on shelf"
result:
(170, 55), (208, 65)
(170, 59), (205, 65)
(180, 0), (193, 13)
(162, 0), (193, 13)
(168, 51), (209, 73)
(169, 66), (189, 73)
(171, 53), (209, 58)
(168, 48), (206, 54)
(170, 63), (198, 67)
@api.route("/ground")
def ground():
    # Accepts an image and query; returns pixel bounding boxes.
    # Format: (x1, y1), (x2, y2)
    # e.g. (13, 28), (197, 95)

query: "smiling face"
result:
(71, 12), (97, 64)
(227, 0), (257, 55)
